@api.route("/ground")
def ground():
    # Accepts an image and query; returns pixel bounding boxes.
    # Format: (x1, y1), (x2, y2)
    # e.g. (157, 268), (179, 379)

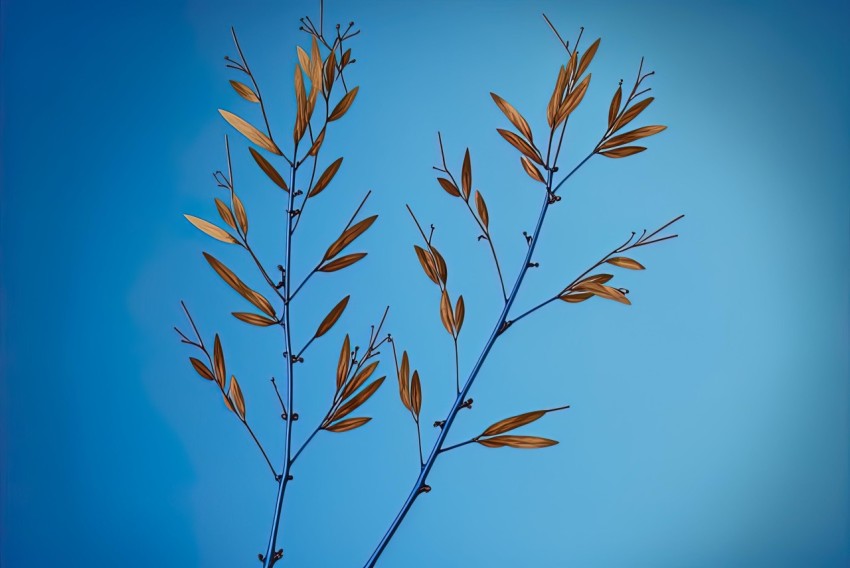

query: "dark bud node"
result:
(433, 420), (445, 428)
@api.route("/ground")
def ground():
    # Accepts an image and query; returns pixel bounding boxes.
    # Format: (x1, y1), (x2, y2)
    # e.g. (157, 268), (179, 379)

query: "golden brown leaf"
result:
(219, 109), (281, 155)
(190, 357), (215, 381)
(437, 177), (461, 198)
(329, 86), (359, 121)
(213, 334), (226, 388)
(600, 125), (666, 151)
(315, 295), (350, 337)
(223, 393), (235, 414)
(490, 92), (533, 142)
(606, 256), (645, 270)
(454, 295), (465, 334)
(574, 281), (631, 305)
(214, 198), (237, 230)
(323, 50), (337, 95)
(547, 65), (567, 128)
(475, 191), (490, 230)
(341, 48), (351, 68)
(565, 50), (578, 84)
(461, 149), (472, 200)
(477, 435), (558, 449)
(399, 351), (411, 411)
(482, 410), (546, 436)
(431, 247), (448, 284)
(184, 215), (238, 244)
(228, 375), (246, 419)
(555, 74), (591, 126)
(440, 290), (455, 336)
(496, 129), (543, 165)
(233, 194), (248, 235)
(229, 80), (259, 103)
(582, 274), (614, 285)
(413, 245), (439, 284)
(599, 146), (647, 158)
(608, 85), (622, 130)
(307, 127), (326, 157)
(319, 252), (367, 272)
(326, 416), (371, 433)
(342, 361), (379, 401)
(520, 156), (546, 183)
(309, 37), (322, 84)
(576, 38), (601, 78)
(559, 292), (593, 303)
(336, 334), (351, 392)
(410, 370), (422, 416)
(324, 215), (377, 260)
(203, 253), (276, 317)
(294, 64), (308, 143)
(332, 377), (385, 421)
(249, 147), (288, 191)
(611, 97), (654, 132)
(309, 157), (343, 197)
(232, 312), (278, 326)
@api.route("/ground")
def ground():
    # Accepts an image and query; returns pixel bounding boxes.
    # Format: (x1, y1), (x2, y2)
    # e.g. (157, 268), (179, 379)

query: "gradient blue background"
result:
(1, 0), (848, 566)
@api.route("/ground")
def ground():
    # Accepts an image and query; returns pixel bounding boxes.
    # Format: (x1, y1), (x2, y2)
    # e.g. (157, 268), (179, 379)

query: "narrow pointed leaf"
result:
(336, 334), (351, 391)
(308, 157), (343, 197)
(315, 295), (350, 337)
(608, 85), (622, 130)
(413, 245), (439, 284)
(611, 97), (654, 132)
(555, 74), (591, 126)
(213, 334), (226, 388)
(319, 252), (366, 272)
(332, 377), (385, 422)
(190, 357), (215, 381)
(599, 146), (646, 158)
(232, 312), (277, 326)
(477, 435), (558, 449)
(249, 147), (288, 191)
(230, 80), (259, 103)
(461, 149), (472, 200)
(559, 292), (593, 303)
(475, 191), (490, 229)
(576, 38), (601, 78)
(606, 256), (645, 270)
(437, 177), (461, 197)
(410, 370), (422, 416)
(342, 361), (380, 400)
(520, 156), (546, 183)
(232, 194), (248, 235)
(228, 375), (246, 419)
(482, 410), (546, 436)
(497, 129), (543, 165)
(184, 215), (238, 244)
(329, 86), (359, 121)
(454, 295), (465, 334)
(399, 351), (411, 411)
(219, 109), (281, 155)
(214, 198), (237, 229)
(439, 290), (455, 336)
(490, 92), (533, 142)
(600, 125), (666, 151)
(326, 416), (371, 433)
(203, 253), (276, 317)
(431, 246), (448, 284)
(324, 215), (377, 260)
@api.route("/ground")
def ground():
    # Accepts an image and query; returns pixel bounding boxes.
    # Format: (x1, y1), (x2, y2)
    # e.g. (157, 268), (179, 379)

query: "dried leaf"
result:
(341, 48), (352, 67)
(547, 65), (568, 127)
(482, 409), (568, 436)
(413, 245), (439, 284)
(431, 246), (448, 284)
(336, 334), (351, 391)
(555, 74), (591, 126)
(496, 129), (543, 165)
(329, 86), (359, 121)
(323, 50), (337, 95)
(184, 215), (238, 244)
(606, 256), (645, 270)
(296, 47), (311, 79)
(574, 281), (631, 305)
(310, 37), (322, 84)
(611, 97), (654, 133)
(213, 334), (226, 388)
(599, 146), (646, 158)
(477, 435), (558, 449)
(576, 38), (601, 78)
(230, 80), (259, 103)
(399, 351), (411, 411)
(307, 128), (326, 158)
(326, 416), (371, 433)
(189, 357), (215, 381)
(410, 370), (422, 416)
(582, 274), (614, 285)
(608, 85), (622, 130)
(233, 194), (248, 235)
(490, 92), (533, 142)
(308, 157), (343, 197)
(315, 295), (350, 337)
(214, 198), (237, 230)
(520, 156), (546, 183)
(294, 64), (308, 143)
(232, 312), (278, 326)
(203, 253), (276, 317)
(319, 252), (367, 272)
(565, 50), (578, 84)
(228, 375), (246, 419)
(219, 109), (281, 155)
(437, 177), (461, 198)
(249, 147), (288, 191)
(440, 290), (455, 336)
(342, 361), (379, 400)
(461, 149), (472, 200)
(599, 125), (666, 151)
(559, 292), (593, 303)
(223, 393), (235, 414)
(475, 191), (490, 230)
(332, 377), (385, 422)
(454, 295), (465, 334)
(324, 215), (377, 260)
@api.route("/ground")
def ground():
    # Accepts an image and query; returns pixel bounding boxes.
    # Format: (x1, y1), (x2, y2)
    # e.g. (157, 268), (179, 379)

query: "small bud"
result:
(292, 413), (299, 421)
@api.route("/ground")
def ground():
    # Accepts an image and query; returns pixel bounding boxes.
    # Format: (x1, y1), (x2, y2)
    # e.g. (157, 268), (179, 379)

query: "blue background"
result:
(2, 0), (848, 566)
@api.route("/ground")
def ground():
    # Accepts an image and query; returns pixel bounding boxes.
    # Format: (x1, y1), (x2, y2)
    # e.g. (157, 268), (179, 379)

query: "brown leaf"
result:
(329, 86), (359, 121)
(323, 50), (337, 95)
(565, 50), (578, 84)
(315, 295), (350, 337)
(341, 48), (351, 68)
(319, 252), (367, 272)
(228, 375), (246, 419)
(249, 147), (288, 191)
(203, 253), (276, 317)
(223, 393), (235, 414)
(461, 149), (472, 200)
(490, 92), (533, 142)
(307, 127), (326, 157)
(599, 146), (646, 158)
(310, 37), (322, 84)
(214, 198), (237, 230)
(482, 410), (546, 436)
(454, 295), (465, 334)
(611, 97), (654, 133)
(233, 194), (248, 235)
(232, 312), (278, 326)
(477, 435), (558, 449)
(437, 177), (461, 198)
(547, 65), (568, 128)
(189, 357), (215, 381)
(296, 46), (311, 79)
(413, 245), (439, 284)
(431, 246), (448, 284)
(520, 156), (546, 183)
(342, 361), (380, 401)
(600, 125), (666, 151)
(229, 80), (259, 103)
(608, 85), (622, 130)
(573, 281), (631, 305)
(324, 215), (377, 260)
(555, 74), (591, 126)
(336, 334), (351, 391)
(308, 157), (343, 197)
(606, 256), (645, 270)
(559, 292), (593, 303)
(184, 215), (238, 244)
(326, 416), (371, 433)
(475, 191), (490, 230)
(410, 370), (422, 417)
(440, 290), (455, 336)
(219, 109), (281, 155)
(213, 334), (226, 388)
(496, 129), (543, 165)
(294, 64), (308, 143)
(332, 377), (385, 422)
(582, 274), (614, 285)
(399, 351), (411, 411)
(576, 38), (601, 78)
